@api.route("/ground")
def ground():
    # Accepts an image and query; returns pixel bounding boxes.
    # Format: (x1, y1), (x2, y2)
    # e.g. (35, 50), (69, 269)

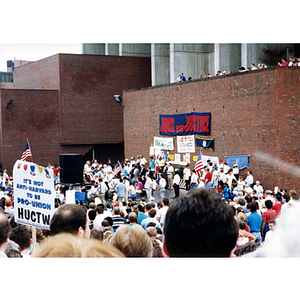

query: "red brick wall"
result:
(13, 55), (60, 90)
(58, 54), (151, 145)
(0, 54), (151, 174)
(123, 67), (300, 191)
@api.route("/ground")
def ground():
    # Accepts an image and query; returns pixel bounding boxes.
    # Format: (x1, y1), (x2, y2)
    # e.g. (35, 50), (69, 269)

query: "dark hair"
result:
(9, 224), (31, 251)
(164, 188), (238, 257)
(89, 209), (97, 220)
(162, 198), (169, 206)
(138, 204), (145, 213)
(104, 216), (113, 227)
(101, 219), (110, 227)
(0, 213), (11, 245)
(148, 209), (156, 218)
(265, 200), (273, 209)
(146, 222), (157, 228)
(50, 204), (87, 236)
(145, 203), (152, 211)
(248, 202), (257, 213)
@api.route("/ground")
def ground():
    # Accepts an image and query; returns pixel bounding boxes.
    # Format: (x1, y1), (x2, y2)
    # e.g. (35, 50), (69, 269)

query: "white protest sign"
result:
(177, 135), (195, 153)
(13, 160), (55, 230)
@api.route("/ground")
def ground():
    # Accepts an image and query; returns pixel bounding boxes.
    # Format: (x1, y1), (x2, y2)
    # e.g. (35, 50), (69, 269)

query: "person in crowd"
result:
(190, 169), (198, 189)
(278, 58), (289, 66)
(253, 181), (264, 200)
(137, 204), (148, 224)
(50, 204), (91, 238)
(144, 173), (153, 200)
(203, 167), (212, 188)
(272, 194), (282, 218)
(264, 219), (276, 245)
(111, 206), (128, 232)
(163, 188), (238, 257)
(109, 224), (153, 257)
(156, 197), (169, 228)
(175, 72), (186, 82)
(141, 208), (162, 230)
(244, 170), (254, 187)
(0, 211), (11, 257)
(183, 163), (191, 191)
(8, 223), (31, 257)
(33, 233), (124, 258)
(261, 200), (276, 240)
(158, 173), (166, 200)
(128, 212), (139, 226)
(173, 170), (180, 198)
(246, 202), (262, 244)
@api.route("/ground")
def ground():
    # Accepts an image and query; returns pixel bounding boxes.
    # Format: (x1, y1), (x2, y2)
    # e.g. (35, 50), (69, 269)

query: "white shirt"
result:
(144, 177), (152, 190)
(159, 177), (166, 188)
(183, 168), (191, 180)
(173, 174), (180, 185)
(191, 173), (198, 184)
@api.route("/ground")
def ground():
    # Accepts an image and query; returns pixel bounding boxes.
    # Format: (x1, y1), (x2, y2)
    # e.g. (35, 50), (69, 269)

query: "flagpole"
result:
(26, 138), (33, 162)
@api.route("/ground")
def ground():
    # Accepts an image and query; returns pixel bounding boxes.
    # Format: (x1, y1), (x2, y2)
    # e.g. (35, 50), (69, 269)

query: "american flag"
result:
(111, 161), (122, 178)
(194, 149), (204, 177)
(21, 140), (32, 161)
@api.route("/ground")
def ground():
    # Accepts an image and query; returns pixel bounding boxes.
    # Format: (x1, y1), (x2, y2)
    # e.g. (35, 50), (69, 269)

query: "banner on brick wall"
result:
(159, 112), (211, 136)
(195, 136), (214, 151)
(225, 155), (249, 170)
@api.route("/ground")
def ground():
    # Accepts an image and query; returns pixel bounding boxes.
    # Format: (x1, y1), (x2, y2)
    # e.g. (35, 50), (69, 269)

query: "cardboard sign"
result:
(13, 160), (55, 230)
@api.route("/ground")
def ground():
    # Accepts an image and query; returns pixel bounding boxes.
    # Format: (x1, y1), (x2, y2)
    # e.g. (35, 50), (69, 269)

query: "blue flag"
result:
(195, 136), (214, 151)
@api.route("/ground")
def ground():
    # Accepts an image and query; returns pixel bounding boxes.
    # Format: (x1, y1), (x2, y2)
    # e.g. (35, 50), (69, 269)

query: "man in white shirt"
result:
(144, 173), (153, 200)
(245, 170), (254, 187)
(98, 178), (108, 205)
(190, 169), (198, 189)
(166, 163), (174, 190)
(173, 170), (181, 198)
(158, 173), (166, 200)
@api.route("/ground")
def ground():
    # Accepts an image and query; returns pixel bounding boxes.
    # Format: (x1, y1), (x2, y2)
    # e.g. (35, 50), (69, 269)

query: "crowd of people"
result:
(0, 154), (299, 258)
(175, 57), (300, 82)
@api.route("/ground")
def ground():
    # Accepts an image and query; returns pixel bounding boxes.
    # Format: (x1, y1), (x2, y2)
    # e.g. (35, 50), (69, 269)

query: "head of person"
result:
(148, 209), (156, 218)
(0, 212), (11, 251)
(128, 212), (137, 224)
(265, 200), (273, 209)
(163, 188), (238, 257)
(269, 219), (276, 231)
(9, 224), (31, 252)
(50, 204), (90, 238)
(248, 201), (257, 213)
(109, 224), (153, 257)
(162, 197), (169, 206)
(33, 233), (124, 258)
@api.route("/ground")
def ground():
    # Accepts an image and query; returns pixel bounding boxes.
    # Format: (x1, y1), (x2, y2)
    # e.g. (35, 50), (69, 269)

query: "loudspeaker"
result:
(59, 154), (84, 184)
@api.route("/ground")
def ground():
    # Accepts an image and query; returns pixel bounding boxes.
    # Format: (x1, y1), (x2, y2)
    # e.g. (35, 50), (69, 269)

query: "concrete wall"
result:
(123, 67), (300, 191)
(82, 43), (297, 86)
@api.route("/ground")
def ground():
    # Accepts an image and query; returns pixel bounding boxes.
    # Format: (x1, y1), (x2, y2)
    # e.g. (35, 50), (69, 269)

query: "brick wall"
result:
(0, 54), (152, 173)
(123, 67), (300, 191)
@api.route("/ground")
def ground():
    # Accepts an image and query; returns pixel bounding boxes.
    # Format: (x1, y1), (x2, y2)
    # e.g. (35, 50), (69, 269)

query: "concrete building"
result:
(83, 43), (299, 86)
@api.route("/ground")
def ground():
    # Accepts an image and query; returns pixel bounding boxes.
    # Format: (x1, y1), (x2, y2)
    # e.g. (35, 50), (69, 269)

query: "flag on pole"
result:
(194, 149), (204, 177)
(111, 161), (122, 178)
(21, 140), (32, 161)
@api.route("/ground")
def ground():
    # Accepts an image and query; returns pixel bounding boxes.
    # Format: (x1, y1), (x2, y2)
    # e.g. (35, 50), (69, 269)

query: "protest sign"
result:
(13, 160), (55, 230)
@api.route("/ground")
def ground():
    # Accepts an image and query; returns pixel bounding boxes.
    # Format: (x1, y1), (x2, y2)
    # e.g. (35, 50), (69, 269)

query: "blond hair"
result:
(33, 233), (124, 258)
(109, 224), (153, 257)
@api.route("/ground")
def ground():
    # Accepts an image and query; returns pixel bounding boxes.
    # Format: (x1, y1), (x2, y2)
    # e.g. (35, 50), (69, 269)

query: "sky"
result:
(0, 43), (82, 72)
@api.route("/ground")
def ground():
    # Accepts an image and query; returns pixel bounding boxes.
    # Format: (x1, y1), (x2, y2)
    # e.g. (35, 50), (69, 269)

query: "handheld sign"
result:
(13, 160), (55, 230)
